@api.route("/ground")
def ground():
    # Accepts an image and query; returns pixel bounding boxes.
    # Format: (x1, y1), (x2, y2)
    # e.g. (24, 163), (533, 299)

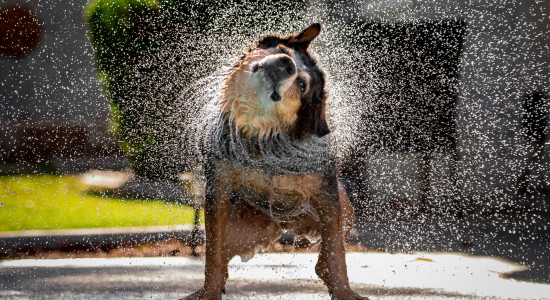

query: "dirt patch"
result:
(0, 237), (371, 260)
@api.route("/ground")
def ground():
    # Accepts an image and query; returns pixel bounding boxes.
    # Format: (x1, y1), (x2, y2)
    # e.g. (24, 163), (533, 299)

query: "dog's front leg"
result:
(313, 180), (367, 300)
(182, 177), (231, 300)
(203, 183), (232, 299)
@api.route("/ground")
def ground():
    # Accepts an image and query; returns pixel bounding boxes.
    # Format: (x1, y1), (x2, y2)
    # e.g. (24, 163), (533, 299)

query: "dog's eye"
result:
(297, 79), (306, 94)
(252, 63), (259, 73)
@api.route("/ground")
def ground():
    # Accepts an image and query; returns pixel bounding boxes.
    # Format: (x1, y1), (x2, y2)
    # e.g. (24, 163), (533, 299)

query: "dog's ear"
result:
(315, 103), (330, 137)
(288, 23), (321, 50)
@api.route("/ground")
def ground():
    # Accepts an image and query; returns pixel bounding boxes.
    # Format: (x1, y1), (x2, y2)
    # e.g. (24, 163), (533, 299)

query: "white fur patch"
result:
(248, 72), (273, 106)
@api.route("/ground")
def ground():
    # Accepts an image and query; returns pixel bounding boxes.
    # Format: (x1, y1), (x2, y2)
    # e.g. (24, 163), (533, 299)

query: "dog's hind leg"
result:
(313, 179), (368, 300)
(182, 193), (281, 300)
(182, 174), (233, 300)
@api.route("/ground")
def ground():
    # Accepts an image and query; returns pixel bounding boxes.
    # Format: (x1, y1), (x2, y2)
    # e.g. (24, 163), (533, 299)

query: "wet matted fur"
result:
(181, 24), (368, 300)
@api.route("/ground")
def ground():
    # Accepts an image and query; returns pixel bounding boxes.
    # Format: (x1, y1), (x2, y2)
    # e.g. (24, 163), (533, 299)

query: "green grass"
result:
(0, 174), (201, 232)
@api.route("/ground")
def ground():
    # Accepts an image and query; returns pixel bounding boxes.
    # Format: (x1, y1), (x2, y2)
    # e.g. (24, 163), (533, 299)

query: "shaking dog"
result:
(183, 23), (367, 300)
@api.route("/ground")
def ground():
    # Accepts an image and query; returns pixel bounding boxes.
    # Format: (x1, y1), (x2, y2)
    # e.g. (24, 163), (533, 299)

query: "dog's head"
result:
(222, 23), (329, 140)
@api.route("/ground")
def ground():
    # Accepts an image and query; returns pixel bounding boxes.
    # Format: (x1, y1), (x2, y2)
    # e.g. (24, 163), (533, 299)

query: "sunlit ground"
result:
(0, 174), (199, 231)
(1, 252), (548, 299)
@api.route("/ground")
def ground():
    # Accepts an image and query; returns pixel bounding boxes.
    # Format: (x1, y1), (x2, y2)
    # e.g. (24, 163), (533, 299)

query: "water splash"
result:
(167, 56), (334, 176)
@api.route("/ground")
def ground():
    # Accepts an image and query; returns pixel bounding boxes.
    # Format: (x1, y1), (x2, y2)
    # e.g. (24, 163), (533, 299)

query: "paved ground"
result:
(1, 252), (549, 300)
(353, 214), (550, 283)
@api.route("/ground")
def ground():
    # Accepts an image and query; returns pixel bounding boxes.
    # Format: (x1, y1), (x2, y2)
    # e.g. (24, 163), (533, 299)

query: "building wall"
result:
(314, 0), (550, 210)
(416, 0), (548, 209)
(0, 0), (121, 170)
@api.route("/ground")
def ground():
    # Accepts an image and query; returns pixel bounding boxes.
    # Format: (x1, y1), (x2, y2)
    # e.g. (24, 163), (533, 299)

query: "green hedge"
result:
(85, 0), (307, 181)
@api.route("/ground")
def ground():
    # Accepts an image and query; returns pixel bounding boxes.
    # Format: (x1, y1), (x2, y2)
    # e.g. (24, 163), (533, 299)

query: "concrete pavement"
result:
(353, 214), (550, 283)
(1, 252), (549, 299)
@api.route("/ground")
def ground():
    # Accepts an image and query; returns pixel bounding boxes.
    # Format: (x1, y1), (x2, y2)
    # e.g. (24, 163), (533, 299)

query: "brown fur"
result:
(182, 24), (368, 300)
(221, 47), (305, 139)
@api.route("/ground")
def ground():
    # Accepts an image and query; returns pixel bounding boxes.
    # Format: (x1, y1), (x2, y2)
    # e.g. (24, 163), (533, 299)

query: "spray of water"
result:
(138, 2), (549, 268)
(3, 0), (547, 273)
(169, 58), (337, 176)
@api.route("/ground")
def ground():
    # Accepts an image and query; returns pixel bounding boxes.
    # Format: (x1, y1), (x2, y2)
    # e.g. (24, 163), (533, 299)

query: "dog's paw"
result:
(179, 289), (202, 300)
(352, 291), (369, 300)
(179, 288), (223, 300)
(330, 291), (369, 300)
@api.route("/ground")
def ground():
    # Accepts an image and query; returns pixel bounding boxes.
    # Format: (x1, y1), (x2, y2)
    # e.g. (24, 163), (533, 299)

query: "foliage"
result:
(84, 0), (307, 181)
(0, 174), (201, 231)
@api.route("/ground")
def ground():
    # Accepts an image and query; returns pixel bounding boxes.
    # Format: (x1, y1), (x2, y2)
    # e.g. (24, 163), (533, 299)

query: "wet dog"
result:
(182, 23), (367, 300)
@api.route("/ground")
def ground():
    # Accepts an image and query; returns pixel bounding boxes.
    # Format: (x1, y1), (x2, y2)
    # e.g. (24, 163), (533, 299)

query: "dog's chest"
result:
(216, 162), (323, 217)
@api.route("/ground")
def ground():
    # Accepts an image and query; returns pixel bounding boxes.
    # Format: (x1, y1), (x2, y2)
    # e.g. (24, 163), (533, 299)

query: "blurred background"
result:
(0, 0), (548, 282)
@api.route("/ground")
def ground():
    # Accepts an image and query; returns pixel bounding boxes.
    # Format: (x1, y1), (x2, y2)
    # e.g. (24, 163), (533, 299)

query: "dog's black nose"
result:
(260, 54), (296, 79)
(279, 56), (295, 75)
(271, 91), (282, 101)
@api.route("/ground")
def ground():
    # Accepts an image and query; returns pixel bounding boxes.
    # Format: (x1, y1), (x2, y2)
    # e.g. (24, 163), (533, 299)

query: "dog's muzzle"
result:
(255, 54), (296, 102)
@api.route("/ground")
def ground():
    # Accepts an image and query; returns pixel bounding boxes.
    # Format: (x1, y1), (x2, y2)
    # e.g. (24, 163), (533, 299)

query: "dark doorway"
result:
(343, 20), (466, 216)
